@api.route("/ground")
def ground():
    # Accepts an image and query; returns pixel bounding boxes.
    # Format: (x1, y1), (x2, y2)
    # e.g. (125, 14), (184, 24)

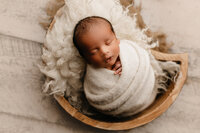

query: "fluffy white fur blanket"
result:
(84, 40), (157, 117)
(39, 0), (180, 116)
(39, 0), (156, 99)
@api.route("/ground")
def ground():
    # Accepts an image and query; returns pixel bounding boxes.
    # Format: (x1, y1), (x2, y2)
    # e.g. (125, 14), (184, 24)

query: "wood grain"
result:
(48, 17), (188, 131)
(54, 51), (188, 130)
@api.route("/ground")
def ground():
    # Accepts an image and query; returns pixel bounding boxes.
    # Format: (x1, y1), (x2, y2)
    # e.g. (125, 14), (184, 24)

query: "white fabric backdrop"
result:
(0, 0), (199, 132)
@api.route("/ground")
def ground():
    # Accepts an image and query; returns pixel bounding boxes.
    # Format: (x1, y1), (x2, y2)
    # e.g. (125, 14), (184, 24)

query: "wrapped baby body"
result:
(84, 40), (158, 117)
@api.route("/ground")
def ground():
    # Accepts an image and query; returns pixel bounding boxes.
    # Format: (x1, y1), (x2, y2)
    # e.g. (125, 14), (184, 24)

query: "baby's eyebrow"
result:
(105, 34), (114, 41)
(105, 37), (114, 43)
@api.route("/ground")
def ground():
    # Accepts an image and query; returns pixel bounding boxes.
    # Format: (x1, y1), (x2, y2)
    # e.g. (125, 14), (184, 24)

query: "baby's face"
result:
(78, 23), (120, 69)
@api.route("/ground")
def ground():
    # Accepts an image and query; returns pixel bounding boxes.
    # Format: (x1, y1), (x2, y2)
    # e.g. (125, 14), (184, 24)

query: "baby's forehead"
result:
(82, 18), (111, 31)
(88, 22), (111, 32)
(77, 20), (112, 41)
(93, 19), (110, 26)
(85, 19), (111, 32)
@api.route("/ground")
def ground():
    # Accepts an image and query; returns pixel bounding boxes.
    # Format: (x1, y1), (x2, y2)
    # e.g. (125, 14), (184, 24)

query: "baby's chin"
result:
(105, 56), (119, 69)
(96, 61), (114, 70)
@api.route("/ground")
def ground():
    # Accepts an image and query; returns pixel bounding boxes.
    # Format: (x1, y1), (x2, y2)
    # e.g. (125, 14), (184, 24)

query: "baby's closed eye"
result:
(105, 38), (114, 45)
(105, 41), (111, 45)
(90, 48), (98, 55)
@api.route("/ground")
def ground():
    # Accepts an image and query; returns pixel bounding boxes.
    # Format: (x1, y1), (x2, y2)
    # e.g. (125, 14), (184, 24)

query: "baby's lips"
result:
(105, 56), (112, 63)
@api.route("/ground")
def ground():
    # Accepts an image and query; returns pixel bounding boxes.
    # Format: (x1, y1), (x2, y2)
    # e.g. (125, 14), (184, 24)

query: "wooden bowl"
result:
(47, 19), (188, 131)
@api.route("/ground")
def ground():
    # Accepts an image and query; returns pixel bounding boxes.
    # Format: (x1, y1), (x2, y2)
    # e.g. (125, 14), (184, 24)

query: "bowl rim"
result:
(47, 17), (188, 131)
(54, 51), (188, 130)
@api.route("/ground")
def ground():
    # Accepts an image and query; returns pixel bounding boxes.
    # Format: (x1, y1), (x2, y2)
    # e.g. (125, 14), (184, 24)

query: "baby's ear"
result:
(84, 56), (92, 65)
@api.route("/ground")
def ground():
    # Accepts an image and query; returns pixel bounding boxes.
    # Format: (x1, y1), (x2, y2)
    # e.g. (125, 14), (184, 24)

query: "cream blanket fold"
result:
(84, 40), (157, 117)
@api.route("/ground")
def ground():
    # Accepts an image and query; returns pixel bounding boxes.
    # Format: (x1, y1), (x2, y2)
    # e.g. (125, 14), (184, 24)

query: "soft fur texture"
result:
(84, 40), (157, 117)
(39, 0), (180, 115)
(39, 0), (157, 97)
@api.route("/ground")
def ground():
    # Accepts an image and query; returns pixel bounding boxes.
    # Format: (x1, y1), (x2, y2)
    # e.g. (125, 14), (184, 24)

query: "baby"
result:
(73, 16), (159, 117)
(73, 16), (122, 75)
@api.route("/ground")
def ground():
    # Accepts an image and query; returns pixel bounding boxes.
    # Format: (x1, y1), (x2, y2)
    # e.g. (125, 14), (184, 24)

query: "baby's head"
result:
(73, 16), (120, 69)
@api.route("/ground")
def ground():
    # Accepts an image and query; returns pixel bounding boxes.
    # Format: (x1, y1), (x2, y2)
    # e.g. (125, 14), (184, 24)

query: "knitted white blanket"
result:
(84, 40), (157, 117)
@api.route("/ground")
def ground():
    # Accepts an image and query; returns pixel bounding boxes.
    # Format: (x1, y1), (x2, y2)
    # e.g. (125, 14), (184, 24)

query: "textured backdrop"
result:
(0, 0), (199, 132)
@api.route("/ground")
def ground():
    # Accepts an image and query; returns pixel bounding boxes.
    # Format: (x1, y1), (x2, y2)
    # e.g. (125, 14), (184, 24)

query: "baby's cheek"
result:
(90, 56), (104, 67)
(114, 45), (120, 55)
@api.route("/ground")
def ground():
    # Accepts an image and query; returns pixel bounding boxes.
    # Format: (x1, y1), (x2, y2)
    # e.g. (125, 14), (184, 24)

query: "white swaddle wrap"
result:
(84, 40), (157, 117)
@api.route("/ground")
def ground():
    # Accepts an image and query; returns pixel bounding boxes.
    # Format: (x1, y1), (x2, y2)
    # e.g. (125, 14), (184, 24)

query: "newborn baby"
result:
(73, 16), (122, 75)
(73, 16), (158, 117)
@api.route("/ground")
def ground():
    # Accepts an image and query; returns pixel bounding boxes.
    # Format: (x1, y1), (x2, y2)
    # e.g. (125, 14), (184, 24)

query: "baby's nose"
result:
(101, 46), (109, 56)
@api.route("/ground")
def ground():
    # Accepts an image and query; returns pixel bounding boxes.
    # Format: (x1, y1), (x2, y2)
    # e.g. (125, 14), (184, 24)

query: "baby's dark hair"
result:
(73, 16), (115, 57)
